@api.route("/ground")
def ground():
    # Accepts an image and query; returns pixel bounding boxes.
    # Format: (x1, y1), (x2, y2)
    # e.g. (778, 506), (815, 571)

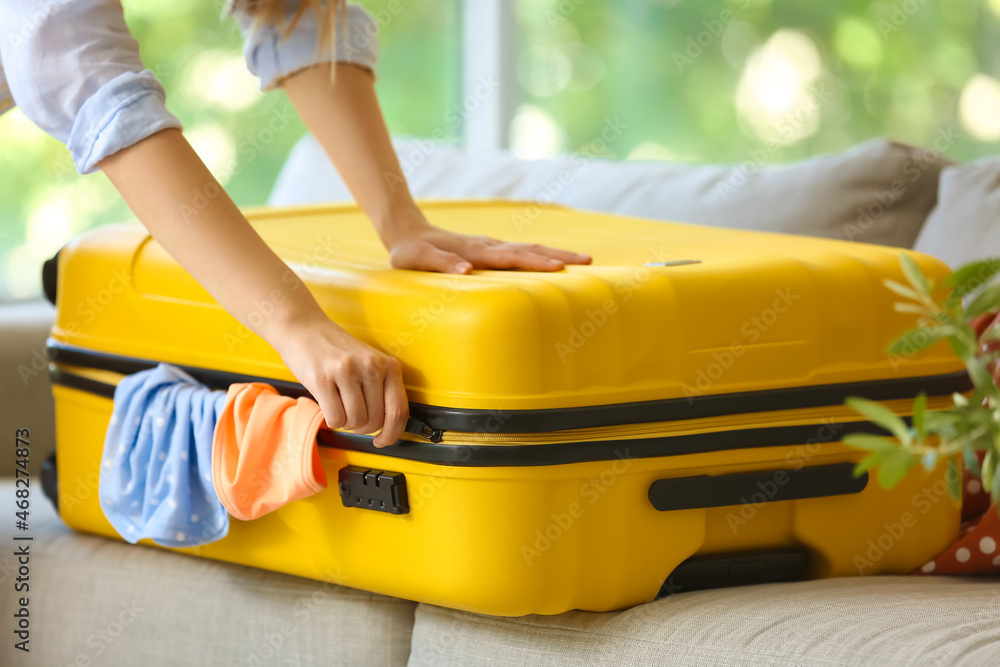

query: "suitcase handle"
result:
(648, 462), (867, 511)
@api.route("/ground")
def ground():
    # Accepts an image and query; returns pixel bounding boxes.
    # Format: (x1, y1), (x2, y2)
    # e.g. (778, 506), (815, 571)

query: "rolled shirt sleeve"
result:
(232, 1), (380, 91)
(0, 0), (182, 174)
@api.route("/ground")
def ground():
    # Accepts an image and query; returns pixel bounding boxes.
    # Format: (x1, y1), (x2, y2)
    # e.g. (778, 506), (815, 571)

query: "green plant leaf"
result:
(968, 357), (994, 384)
(884, 279), (924, 302)
(983, 449), (996, 499)
(851, 448), (891, 477)
(991, 451), (1000, 507)
(924, 410), (961, 433)
(966, 283), (1000, 319)
(887, 327), (944, 356)
(893, 302), (929, 315)
(900, 254), (931, 294)
(962, 448), (982, 477)
(877, 448), (918, 488)
(948, 334), (978, 364)
(942, 258), (1000, 301)
(852, 456), (877, 478)
(912, 393), (927, 445)
(858, 261), (1000, 507)
(946, 457), (962, 501)
(965, 408), (996, 437)
(843, 434), (900, 452)
(845, 397), (912, 445)
(966, 357), (1000, 403)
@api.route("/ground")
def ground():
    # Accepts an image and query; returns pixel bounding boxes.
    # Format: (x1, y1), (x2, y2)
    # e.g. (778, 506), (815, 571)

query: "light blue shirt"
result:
(0, 1), (378, 174)
(100, 364), (230, 547)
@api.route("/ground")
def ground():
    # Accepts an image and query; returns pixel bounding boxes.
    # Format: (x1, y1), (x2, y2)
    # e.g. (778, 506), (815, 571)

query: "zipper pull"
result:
(405, 417), (444, 443)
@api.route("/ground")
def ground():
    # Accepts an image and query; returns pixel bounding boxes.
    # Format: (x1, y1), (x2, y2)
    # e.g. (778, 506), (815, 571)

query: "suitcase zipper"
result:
(47, 359), (945, 447)
(404, 417), (445, 443)
(428, 397), (950, 446)
(50, 363), (921, 467)
(46, 340), (965, 444)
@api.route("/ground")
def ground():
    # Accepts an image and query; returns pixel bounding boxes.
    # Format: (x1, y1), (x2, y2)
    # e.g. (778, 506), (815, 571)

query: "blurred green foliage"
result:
(0, 0), (460, 299)
(514, 0), (1000, 162)
(2, 0), (999, 299)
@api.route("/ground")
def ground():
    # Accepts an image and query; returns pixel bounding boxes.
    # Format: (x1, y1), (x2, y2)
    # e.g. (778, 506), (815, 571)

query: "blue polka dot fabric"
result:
(99, 364), (230, 547)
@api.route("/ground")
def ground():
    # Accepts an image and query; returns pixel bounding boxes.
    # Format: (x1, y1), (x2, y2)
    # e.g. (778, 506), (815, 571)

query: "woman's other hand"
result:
(382, 205), (593, 275)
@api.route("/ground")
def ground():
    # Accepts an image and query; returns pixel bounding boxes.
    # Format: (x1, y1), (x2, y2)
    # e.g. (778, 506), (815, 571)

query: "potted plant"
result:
(845, 256), (1000, 510)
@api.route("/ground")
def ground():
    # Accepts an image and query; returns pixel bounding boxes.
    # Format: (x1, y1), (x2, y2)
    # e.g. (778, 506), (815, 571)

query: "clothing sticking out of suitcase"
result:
(44, 201), (968, 616)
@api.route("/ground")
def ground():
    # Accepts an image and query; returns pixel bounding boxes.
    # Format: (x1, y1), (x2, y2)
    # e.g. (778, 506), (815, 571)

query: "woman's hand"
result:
(274, 313), (409, 448)
(381, 206), (593, 275)
(282, 65), (593, 275)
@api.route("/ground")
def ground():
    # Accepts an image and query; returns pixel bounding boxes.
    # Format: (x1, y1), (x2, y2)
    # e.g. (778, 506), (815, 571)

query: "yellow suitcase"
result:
(44, 201), (965, 616)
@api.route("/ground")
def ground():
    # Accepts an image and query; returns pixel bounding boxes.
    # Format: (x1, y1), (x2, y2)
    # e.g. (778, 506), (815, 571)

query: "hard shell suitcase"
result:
(44, 201), (967, 616)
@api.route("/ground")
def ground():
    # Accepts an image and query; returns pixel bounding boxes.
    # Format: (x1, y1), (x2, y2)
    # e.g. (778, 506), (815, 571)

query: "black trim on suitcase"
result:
(41, 451), (59, 515)
(48, 364), (903, 466)
(46, 339), (970, 436)
(647, 462), (867, 511)
(50, 368), (909, 466)
(48, 359), (912, 467)
(405, 372), (970, 433)
(50, 367), (117, 399)
(47, 341), (312, 397)
(42, 249), (61, 306)
(48, 365), (443, 442)
(319, 424), (896, 467)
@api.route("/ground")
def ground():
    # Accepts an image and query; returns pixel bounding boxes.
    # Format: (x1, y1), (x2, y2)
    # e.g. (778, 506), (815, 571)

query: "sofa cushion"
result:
(914, 159), (1000, 267)
(0, 300), (56, 478)
(0, 481), (416, 666)
(408, 576), (1000, 667)
(270, 137), (950, 248)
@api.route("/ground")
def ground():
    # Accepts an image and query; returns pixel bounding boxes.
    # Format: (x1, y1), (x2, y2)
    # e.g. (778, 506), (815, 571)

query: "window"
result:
(509, 0), (1000, 162)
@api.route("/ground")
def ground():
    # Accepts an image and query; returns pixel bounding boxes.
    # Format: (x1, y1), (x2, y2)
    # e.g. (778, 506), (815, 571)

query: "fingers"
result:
(336, 371), (368, 433)
(314, 386), (347, 431)
(312, 353), (409, 448)
(477, 246), (566, 272)
(391, 232), (590, 274)
(526, 244), (592, 266)
(427, 246), (473, 274)
(457, 240), (591, 272)
(357, 358), (386, 435)
(391, 242), (472, 274)
(374, 358), (409, 447)
(285, 323), (410, 449)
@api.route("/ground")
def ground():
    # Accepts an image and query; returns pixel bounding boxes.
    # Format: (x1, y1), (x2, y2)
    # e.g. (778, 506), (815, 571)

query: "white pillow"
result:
(913, 159), (1000, 267)
(270, 136), (949, 248)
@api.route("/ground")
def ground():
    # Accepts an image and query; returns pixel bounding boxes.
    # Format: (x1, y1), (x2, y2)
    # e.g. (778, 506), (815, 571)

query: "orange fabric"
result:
(212, 383), (327, 521)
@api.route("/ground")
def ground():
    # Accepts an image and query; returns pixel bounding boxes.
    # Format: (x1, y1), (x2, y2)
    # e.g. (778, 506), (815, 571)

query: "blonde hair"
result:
(230, 0), (346, 79)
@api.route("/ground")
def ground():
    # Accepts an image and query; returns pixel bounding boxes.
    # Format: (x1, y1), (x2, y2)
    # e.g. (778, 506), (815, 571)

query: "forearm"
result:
(281, 63), (423, 243)
(281, 62), (591, 275)
(98, 128), (327, 351)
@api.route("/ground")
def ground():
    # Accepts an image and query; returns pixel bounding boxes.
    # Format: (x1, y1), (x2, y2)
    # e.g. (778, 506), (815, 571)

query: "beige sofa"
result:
(3, 137), (999, 666)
